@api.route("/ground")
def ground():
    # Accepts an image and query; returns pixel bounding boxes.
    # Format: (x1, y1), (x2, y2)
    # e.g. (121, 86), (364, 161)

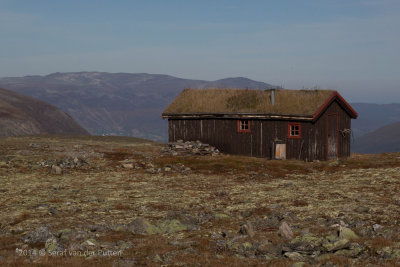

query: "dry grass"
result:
(162, 88), (334, 116)
(9, 213), (30, 226)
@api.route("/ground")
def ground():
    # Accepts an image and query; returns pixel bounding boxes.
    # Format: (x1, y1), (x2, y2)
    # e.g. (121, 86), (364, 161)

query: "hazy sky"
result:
(1, 0), (399, 102)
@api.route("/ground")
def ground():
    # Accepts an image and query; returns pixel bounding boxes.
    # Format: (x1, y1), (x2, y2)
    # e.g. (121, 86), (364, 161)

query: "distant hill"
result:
(350, 103), (400, 139)
(0, 72), (272, 141)
(0, 87), (89, 136)
(352, 121), (400, 154)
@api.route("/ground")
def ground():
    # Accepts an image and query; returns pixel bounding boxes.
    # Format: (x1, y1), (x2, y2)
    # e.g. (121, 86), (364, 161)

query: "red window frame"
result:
(288, 122), (301, 139)
(237, 120), (251, 133)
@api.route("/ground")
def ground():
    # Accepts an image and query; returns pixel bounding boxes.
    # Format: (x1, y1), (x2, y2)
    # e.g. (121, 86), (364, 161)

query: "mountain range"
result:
(0, 72), (271, 141)
(0, 87), (88, 136)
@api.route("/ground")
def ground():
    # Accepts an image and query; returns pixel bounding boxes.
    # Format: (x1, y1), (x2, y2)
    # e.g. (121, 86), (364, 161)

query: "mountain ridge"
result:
(0, 87), (89, 136)
(352, 121), (400, 154)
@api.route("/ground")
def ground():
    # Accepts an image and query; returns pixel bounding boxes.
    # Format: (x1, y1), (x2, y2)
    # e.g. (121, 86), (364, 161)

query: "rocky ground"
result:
(0, 135), (400, 266)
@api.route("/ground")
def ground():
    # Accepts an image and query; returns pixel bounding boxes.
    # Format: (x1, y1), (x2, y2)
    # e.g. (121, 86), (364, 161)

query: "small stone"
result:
(49, 207), (61, 215)
(373, 224), (383, 232)
(242, 242), (253, 250)
(146, 168), (157, 174)
(328, 160), (340, 167)
(122, 163), (134, 169)
(279, 222), (294, 240)
(51, 165), (62, 174)
(86, 239), (96, 246)
(215, 213), (230, 219)
(239, 221), (255, 238)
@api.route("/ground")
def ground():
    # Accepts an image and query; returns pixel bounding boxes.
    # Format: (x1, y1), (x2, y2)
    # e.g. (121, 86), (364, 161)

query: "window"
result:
(288, 122), (301, 138)
(237, 120), (251, 133)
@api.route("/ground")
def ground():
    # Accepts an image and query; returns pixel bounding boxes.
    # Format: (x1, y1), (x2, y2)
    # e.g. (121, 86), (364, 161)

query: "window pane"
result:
(289, 124), (300, 136)
(240, 120), (249, 130)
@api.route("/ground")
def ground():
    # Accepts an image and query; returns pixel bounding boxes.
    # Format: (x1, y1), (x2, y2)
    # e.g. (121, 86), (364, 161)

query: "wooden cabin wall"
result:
(168, 119), (312, 160)
(313, 100), (352, 159)
(167, 100), (352, 160)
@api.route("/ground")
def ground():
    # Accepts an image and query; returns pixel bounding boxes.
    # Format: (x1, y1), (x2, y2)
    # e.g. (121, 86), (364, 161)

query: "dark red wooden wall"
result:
(167, 100), (352, 161)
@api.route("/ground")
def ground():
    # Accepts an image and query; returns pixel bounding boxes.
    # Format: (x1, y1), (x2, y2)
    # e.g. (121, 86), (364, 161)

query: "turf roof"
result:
(163, 88), (335, 116)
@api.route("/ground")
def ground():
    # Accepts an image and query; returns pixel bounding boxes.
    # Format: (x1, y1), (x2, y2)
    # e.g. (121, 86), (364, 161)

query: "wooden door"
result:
(275, 144), (286, 160)
(327, 114), (338, 159)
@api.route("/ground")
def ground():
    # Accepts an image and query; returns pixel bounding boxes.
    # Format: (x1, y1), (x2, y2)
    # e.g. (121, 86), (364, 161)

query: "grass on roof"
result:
(163, 88), (335, 116)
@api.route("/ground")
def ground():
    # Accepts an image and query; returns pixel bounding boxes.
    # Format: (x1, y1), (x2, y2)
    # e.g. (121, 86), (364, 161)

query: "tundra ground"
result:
(0, 136), (399, 266)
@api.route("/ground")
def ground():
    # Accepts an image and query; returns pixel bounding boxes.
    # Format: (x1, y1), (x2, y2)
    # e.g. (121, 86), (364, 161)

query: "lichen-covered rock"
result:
(23, 226), (54, 244)
(157, 219), (192, 233)
(334, 243), (363, 257)
(110, 224), (129, 232)
(376, 247), (400, 259)
(57, 229), (88, 243)
(45, 237), (63, 253)
(215, 213), (230, 219)
(127, 218), (196, 235)
(127, 218), (160, 235)
(118, 241), (134, 252)
(339, 226), (358, 241)
(242, 242), (253, 250)
(323, 238), (350, 252)
(290, 233), (324, 253)
(255, 240), (281, 257)
(284, 252), (305, 261)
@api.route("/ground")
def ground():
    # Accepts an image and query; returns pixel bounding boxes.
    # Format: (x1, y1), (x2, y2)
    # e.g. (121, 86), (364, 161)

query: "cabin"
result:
(161, 89), (358, 161)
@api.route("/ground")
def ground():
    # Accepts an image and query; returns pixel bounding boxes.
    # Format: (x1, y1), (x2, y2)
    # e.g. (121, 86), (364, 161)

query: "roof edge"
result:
(162, 113), (313, 121)
(312, 91), (358, 120)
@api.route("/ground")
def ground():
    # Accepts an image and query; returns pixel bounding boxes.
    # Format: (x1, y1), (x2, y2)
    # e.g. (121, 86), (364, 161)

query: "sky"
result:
(1, 0), (399, 103)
